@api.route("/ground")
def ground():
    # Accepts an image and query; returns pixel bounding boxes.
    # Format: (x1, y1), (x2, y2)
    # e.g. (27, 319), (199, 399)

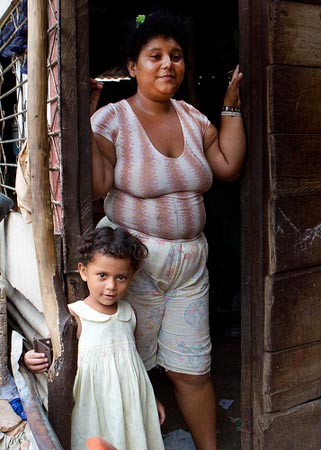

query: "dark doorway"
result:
(88, 2), (241, 448)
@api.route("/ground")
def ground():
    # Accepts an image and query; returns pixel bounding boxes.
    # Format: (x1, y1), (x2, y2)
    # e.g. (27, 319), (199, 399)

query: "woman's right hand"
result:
(24, 349), (49, 373)
(90, 78), (104, 117)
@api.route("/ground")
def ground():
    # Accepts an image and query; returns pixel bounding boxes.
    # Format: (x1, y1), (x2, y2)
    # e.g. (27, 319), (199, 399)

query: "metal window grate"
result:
(0, 0), (27, 199)
(0, 0), (63, 233)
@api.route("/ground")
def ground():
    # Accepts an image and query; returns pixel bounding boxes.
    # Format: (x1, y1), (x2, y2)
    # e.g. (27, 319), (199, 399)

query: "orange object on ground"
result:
(86, 437), (118, 450)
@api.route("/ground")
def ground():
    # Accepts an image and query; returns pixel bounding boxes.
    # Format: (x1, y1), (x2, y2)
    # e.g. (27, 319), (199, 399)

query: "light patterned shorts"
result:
(124, 231), (212, 375)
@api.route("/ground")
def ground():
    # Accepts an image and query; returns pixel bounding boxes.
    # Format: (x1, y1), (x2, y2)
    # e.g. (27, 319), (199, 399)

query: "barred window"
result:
(0, 0), (27, 202)
(0, 0), (62, 232)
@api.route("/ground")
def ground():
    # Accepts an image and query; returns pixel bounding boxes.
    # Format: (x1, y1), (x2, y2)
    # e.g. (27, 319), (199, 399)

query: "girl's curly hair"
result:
(78, 226), (148, 272)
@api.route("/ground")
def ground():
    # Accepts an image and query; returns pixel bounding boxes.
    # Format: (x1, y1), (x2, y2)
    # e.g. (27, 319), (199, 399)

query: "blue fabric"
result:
(0, 0), (27, 73)
(163, 429), (196, 450)
(9, 397), (27, 421)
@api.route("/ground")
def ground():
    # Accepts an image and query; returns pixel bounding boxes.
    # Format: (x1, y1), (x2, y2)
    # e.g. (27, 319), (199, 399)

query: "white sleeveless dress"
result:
(69, 300), (165, 450)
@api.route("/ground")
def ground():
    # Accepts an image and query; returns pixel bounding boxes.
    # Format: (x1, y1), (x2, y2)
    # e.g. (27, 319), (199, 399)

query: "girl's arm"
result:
(68, 305), (82, 338)
(24, 308), (81, 373)
(156, 398), (166, 425)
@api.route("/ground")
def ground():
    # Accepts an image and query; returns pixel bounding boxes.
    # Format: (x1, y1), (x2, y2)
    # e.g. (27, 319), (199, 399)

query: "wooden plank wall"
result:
(46, 1), (91, 448)
(263, 1), (321, 447)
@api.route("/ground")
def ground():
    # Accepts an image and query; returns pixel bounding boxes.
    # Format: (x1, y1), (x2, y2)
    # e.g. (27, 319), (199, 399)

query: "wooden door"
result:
(240, 1), (321, 449)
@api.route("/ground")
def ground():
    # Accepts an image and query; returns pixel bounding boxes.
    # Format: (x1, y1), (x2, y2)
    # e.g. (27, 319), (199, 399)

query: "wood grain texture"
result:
(260, 399), (321, 449)
(270, 134), (321, 197)
(268, 65), (321, 133)
(263, 343), (321, 410)
(269, 196), (321, 273)
(270, 1), (321, 66)
(265, 271), (321, 351)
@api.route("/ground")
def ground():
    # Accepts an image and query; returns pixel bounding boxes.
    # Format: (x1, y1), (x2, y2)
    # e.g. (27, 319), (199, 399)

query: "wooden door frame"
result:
(239, 0), (269, 449)
(60, 1), (262, 448)
(47, 1), (92, 447)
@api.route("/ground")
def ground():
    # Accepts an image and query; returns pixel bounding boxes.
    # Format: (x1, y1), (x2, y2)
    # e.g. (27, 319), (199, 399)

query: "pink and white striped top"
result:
(91, 99), (213, 240)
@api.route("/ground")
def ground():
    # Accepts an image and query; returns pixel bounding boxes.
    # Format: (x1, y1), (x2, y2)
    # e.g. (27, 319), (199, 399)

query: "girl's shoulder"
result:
(68, 300), (108, 322)
(117, 300), (135, 322)
(68, 299), (83, 314)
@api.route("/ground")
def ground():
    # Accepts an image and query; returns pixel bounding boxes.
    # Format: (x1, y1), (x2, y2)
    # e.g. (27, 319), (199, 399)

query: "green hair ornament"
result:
(136, 14), (146, 28)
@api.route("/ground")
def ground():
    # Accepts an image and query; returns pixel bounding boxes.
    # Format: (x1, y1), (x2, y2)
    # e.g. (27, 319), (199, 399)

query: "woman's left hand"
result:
(223, 64), (243, 109)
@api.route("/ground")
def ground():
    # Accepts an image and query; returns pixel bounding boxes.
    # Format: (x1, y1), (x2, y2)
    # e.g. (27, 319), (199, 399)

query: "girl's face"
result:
(127, 36), (185, 101)
(78, 253), (135, 313)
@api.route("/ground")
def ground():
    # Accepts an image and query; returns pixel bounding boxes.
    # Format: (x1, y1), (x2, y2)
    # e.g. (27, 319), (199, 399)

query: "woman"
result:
(90, 9), (246, 450)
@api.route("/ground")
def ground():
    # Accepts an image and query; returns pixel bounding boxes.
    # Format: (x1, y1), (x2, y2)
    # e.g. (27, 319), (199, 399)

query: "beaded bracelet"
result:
(221, 111), (242, 117)
(221, 106), (241, 113)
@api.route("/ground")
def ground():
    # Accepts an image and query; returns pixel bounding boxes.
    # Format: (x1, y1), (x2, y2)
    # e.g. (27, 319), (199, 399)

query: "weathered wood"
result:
(238, 0), (321, 447)
(75, 0), (92, 238)
(60, 0), (92, 305)
(28, 2), (76, 449)
(269, 1), (321, 66)
(269, 196), (321, 273)
(48, 310), (77, 450)
(268, 65), (321, 133)
(265, 271), (321, 351)
(59, 0), (81, 269)
(238, 0), (269, 448)
(266, 0), (321, 434)
(0, 284), (7, 386)
(28, 0), (61, 360)
(264, 343), (321, 411)
(261, 399), (321, 450)
(270, 134), (321, 197)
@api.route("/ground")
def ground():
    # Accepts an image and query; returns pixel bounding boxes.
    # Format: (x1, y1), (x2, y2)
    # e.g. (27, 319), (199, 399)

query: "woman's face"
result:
(127, 36), (185, 101)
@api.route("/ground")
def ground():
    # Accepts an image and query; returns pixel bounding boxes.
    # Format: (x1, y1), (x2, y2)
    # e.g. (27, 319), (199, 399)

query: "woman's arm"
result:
(89, 79), (116, 200)
(91, 133), (116, 200)
(204, 65), (246, 181)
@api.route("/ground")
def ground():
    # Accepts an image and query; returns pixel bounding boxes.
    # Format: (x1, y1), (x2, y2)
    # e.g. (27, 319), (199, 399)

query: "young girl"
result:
(24, 226), (165, 450)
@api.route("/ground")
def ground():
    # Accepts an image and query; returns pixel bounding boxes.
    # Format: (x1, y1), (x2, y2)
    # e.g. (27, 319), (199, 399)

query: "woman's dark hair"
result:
(122, 9), (191, 64)
(78, 226), (148, 272)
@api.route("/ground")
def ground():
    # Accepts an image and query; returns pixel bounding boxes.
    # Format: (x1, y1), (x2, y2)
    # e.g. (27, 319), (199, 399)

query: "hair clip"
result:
(136, 14), (146, 28)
